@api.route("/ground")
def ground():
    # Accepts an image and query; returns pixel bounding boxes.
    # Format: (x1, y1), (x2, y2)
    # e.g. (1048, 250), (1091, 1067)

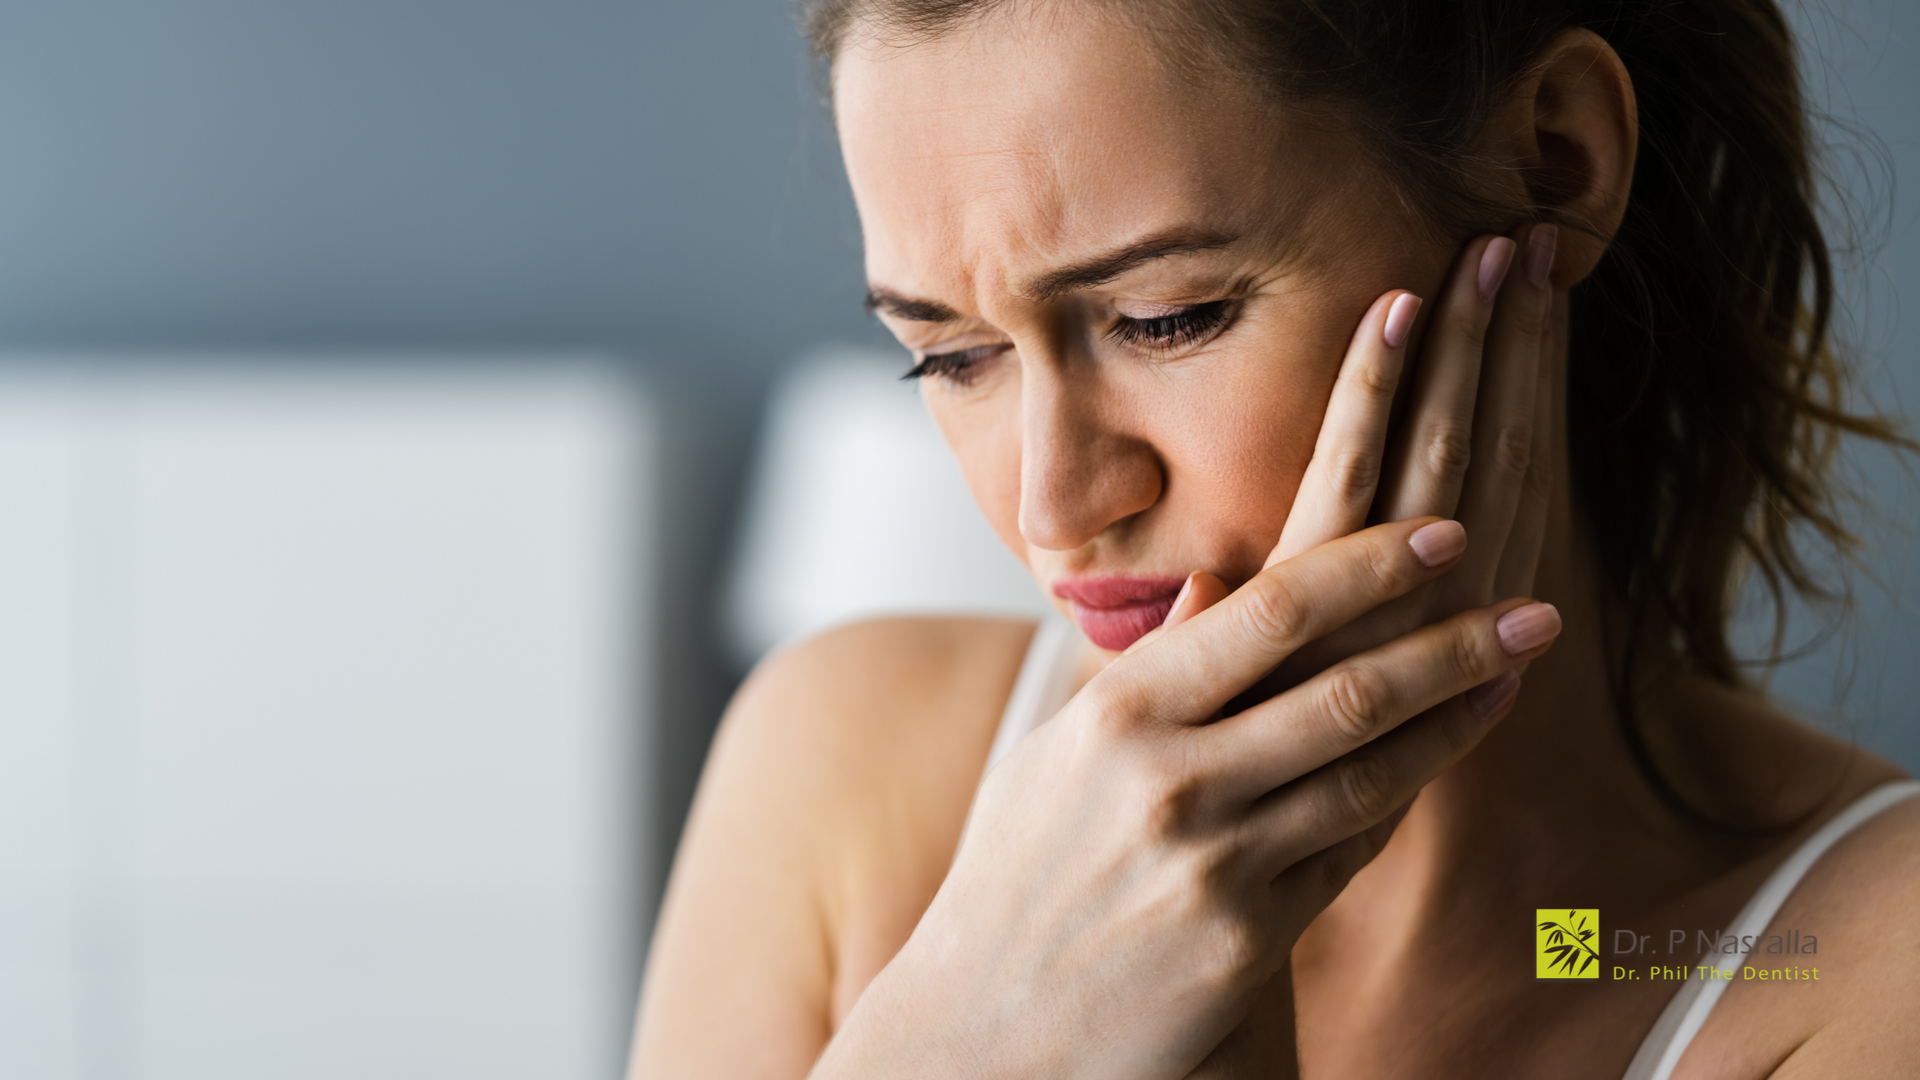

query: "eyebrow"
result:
(863, 289), (961, 323)
(1019, 229), (1240, 301)
(862, 228), (1241, 323)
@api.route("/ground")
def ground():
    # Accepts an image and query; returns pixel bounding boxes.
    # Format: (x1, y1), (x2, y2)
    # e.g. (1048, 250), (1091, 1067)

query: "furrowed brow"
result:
(863, 288), (961, 323)
(862, 229), (1239, 321)
(1018, 230), (1240, 302)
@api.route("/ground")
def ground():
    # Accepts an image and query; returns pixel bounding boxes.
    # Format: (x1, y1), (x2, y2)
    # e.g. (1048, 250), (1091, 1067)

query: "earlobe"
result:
(1514, 29), (1639, 287)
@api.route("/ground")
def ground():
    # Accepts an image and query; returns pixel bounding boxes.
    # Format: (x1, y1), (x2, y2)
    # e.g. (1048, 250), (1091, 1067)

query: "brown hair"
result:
(806, 0), (1907, 816)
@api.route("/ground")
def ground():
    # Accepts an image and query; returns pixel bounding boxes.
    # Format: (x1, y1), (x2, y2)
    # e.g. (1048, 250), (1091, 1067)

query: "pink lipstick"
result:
(1052, 575), (1188, 651)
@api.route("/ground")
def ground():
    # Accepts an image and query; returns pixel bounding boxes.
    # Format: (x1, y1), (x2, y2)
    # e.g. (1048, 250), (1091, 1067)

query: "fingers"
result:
(1245, 664), (1529, 874)
(1105, 517), (1468, 722)
(1198, 595), (1559, 801)
(1454, 223), (1556, 597)
(1378, 236), (1516, 522)
(1268, 802), (1408, 919)
(1119, 571), (1229, 658)
(1267, 290), (1421, 568)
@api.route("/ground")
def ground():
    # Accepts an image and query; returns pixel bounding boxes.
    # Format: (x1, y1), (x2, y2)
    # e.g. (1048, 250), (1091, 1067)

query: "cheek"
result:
(1137, 339), (1340, 578)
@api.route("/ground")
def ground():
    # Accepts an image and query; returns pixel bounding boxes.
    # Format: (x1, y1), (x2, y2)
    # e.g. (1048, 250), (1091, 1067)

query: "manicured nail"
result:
(1526, 224), (1559, 290)
(1383, 293), (1422, 349)
(1467, 671), (1522, 719)
(1478, 237), (1516, 301)
(1161, 574), (1195, 628)
(1497, 602), (1561, 655)
(1407, 519), (1467, 567)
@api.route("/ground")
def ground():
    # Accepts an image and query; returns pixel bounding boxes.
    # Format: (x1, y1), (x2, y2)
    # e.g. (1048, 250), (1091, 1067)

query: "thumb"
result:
(1120, 571), (1229, 657)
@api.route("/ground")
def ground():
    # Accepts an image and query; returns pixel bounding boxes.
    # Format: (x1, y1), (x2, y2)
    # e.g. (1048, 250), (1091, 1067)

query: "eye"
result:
(902, 344), (1008, 386)
(1108, 300), (1234, 353)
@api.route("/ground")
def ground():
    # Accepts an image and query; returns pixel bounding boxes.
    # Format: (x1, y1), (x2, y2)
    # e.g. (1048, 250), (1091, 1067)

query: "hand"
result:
(807, 272), (1562, 1080)
(1134, 225), (1558, 684)
(1168, 226), (1562, 1077)
(1264, 224), (1562, 684)
(812, 520), (1552, 1080)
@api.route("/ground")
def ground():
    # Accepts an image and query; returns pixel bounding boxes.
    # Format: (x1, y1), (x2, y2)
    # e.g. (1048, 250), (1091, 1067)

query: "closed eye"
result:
(1108, 300), (1234, 353)
(902, 343), (1009, 386)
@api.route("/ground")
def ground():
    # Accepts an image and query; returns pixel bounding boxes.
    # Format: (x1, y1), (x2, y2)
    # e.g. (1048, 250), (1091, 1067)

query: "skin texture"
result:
(630, 7), (1918, 1078)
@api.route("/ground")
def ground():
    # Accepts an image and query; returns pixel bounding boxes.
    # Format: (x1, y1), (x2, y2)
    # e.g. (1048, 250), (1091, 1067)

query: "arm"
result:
(626, 643), (841, 1080)
(629, 618), (1031, 1079)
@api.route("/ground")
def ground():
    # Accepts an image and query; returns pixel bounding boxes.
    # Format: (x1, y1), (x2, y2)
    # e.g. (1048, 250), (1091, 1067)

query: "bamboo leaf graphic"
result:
(1538, 911), (1602, 976)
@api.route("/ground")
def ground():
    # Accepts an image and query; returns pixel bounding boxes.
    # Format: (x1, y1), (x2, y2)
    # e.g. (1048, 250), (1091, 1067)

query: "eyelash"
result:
(901, 345), (1005, 386)
(1108, 300), (1235, 354)
(903, 301), (1235, 385)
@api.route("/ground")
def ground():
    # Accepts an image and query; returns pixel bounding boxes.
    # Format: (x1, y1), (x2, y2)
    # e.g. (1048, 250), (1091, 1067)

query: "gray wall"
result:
(1, 0), (1916, 917)
(0, 0), (894, 874)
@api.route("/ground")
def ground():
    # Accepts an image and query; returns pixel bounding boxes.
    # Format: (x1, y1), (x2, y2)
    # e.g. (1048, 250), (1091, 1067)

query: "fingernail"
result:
(1407, 519), (1466, 567)
(1383, 292), (1421, 349)
(1161, 574), (1195, 628)
(1497, 602), (1562, 655)
(1526, 224), (1558, 290)
(1478, 237), (1516, 301)
(1467, 671), (1522, 719)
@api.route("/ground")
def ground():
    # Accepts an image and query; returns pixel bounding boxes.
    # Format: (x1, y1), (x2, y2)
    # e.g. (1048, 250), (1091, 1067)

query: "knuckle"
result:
(1338, 753), (1397, 824)
(1490, 423), (1533, 478)
(1422, 425), (1473, 487)
(1342, 360), (1399, 399)
(1321, 666), (1388, 744)
(1238, 574), (1311, 647)
(1199, 914), (1269, 993)
(1523, 452), (1555, 500)
(1327, 448), (1381, 503)
(1448, 621), (1489, 682)
(1360, 531), (1403, 592)
(1133, 753), (1208, 841)
(1087, 679), (1153, 737)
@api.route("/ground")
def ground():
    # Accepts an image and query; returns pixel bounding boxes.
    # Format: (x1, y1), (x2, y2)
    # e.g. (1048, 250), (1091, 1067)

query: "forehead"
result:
(832, 9), (1348, 300)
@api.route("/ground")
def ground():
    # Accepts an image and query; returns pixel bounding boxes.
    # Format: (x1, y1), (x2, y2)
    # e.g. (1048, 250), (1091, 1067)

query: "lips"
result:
(1052, 575), (1187, 651)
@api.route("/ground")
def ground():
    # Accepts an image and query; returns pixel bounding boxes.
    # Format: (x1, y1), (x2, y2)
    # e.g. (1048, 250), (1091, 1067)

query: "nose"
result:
(1016, 356), (1162, 551)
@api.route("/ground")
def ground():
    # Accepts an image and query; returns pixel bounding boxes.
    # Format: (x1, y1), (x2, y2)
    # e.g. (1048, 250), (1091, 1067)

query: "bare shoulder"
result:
(1762, 779), (1920, 1077)
(724, 615), (1040, 804)
(633, 616), (1037, 1078)
(721, 617), (1042, 1020)
(1688, 763), (1920, 1079)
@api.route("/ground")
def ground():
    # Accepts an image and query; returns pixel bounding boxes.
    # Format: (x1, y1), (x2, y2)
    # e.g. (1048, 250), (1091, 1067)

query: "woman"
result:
(633, 0), (1919, 1076)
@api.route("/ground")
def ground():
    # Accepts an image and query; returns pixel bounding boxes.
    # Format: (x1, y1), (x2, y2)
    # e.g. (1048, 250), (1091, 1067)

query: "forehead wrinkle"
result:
(940, 138), (1072, 312)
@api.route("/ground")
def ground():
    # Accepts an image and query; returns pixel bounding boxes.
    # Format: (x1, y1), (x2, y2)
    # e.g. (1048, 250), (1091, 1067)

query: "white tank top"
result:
(978, 616), (1920, 1076)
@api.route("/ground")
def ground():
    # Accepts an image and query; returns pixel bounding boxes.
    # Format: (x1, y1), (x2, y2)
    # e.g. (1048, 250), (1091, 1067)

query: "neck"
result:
(1309, 291), (1873, 963)
(1345, 289), (1712, 934)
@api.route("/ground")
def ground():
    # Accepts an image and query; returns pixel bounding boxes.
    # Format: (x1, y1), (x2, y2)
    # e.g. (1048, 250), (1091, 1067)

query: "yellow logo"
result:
(1536, 909), (1601, 979)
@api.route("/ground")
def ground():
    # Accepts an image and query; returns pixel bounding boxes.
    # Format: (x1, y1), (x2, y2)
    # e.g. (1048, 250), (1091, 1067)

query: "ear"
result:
(1485, 29), (1638, 287)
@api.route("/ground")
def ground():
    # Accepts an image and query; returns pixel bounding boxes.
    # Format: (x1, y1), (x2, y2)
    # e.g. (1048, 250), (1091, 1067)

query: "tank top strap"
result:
(1621, 778), (1920, 1080)
(980, 615), (1084, 783)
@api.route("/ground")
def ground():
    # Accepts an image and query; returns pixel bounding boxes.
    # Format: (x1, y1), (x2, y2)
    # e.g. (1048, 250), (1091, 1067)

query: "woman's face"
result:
(836, 9), (1459, 651)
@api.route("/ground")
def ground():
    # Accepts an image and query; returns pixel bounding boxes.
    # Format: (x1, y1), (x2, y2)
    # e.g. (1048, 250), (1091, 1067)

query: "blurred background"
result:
(0, 1), (1913, 1077)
